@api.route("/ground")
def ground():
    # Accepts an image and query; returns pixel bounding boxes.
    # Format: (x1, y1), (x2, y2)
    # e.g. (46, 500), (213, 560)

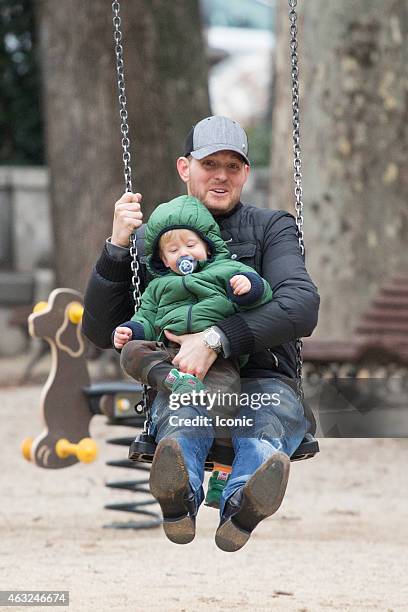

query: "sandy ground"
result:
(1, 382), (408, 612)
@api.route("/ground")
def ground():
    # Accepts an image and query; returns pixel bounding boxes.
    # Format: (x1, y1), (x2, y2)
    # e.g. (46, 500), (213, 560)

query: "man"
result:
(83, 116), (319, 552)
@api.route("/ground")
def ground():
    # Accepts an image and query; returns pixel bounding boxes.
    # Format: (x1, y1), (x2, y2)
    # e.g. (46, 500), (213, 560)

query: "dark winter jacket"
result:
(83, 200), (320, 409)
(120, 196), (273, 341)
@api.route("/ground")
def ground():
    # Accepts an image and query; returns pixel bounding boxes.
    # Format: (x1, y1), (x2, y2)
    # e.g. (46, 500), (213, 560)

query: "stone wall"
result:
(0, 167), (54, 356)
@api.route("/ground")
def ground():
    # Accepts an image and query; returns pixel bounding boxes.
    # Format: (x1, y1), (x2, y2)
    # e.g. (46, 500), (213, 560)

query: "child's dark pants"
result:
(120, 339), (241, 421)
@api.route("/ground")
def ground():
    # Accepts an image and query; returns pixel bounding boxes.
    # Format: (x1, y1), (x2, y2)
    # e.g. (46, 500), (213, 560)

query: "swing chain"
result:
(112, 1), (149, 423)
(112, 1), (133, 194)
(288, 0), (305, 398)
(111, 0), (141, 310)
(288, 0), (304, 258)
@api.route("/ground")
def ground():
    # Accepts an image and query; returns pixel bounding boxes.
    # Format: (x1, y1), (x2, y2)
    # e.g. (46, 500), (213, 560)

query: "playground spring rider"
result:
(110, 0), (320, 466)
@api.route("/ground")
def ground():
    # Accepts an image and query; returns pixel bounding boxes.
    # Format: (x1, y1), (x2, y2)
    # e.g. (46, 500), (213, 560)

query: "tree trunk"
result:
(270, 0), (408, 339)
(36, 0), (210, 291)
(269, 0), (297, 217)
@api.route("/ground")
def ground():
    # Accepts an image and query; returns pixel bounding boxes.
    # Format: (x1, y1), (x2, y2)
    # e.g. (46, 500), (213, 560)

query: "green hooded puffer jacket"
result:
(130, 195), (273, 341)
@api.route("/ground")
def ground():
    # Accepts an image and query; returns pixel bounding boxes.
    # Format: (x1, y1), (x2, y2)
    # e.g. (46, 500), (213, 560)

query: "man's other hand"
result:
(164, 330), (218, 380)
(111, 192), (143, 247)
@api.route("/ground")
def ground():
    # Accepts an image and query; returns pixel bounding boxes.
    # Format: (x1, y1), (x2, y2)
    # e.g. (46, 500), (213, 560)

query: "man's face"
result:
(177, 150), (250, 216)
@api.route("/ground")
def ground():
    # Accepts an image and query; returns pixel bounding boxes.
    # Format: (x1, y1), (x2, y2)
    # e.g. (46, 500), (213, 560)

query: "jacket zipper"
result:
(186, 305), (193, 333)
(267, 349), (279, 368)
(182, 276), (196, 333)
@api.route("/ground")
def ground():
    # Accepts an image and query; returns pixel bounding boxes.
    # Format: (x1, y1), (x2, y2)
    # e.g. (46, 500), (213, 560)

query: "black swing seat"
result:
(128, 432), (319, 471)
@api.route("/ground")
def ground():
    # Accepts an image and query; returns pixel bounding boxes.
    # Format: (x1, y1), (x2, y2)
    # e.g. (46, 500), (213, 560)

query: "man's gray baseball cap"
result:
(184, 116), (250, 165)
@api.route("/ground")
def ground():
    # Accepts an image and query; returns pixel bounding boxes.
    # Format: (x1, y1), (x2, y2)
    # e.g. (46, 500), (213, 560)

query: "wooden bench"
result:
(302, 274), (408, 369)
(9, 304), (32, 335)
(301, 275), (408, 436)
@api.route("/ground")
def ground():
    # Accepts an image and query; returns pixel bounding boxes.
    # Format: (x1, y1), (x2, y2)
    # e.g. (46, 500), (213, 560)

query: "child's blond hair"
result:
(159, 229), (182, 248)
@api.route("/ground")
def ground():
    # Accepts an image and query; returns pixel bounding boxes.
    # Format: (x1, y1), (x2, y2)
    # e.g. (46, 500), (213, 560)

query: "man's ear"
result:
(177, 156), (190, 184)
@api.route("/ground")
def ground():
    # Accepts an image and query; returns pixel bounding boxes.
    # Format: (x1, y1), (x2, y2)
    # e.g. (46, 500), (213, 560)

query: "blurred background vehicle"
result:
(201, 0), (275, 139)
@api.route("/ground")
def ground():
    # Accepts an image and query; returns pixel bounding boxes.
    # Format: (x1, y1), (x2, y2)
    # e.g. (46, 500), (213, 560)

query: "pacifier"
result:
(176, 255), (198, 275)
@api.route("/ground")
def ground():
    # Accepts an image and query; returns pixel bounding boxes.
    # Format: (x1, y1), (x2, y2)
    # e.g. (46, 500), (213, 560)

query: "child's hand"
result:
(230, 274), (251, 295)
(114, 326), (133, 349)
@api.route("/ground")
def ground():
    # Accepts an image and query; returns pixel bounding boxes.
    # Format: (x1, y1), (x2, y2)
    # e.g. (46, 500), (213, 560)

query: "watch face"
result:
(206, 330), (220, 347)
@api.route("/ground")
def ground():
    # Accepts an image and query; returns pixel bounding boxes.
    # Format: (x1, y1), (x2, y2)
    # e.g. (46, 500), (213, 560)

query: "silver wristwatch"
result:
(203, 327), (222, 354)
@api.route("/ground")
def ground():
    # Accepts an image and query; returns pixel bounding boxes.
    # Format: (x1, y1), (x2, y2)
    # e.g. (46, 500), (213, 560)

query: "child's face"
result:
(159, 229), (208, 273)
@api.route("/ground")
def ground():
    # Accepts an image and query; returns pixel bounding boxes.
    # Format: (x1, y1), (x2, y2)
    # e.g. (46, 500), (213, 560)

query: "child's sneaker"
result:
(204, 468), (231, 509)
(164, 368), (207, 395)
